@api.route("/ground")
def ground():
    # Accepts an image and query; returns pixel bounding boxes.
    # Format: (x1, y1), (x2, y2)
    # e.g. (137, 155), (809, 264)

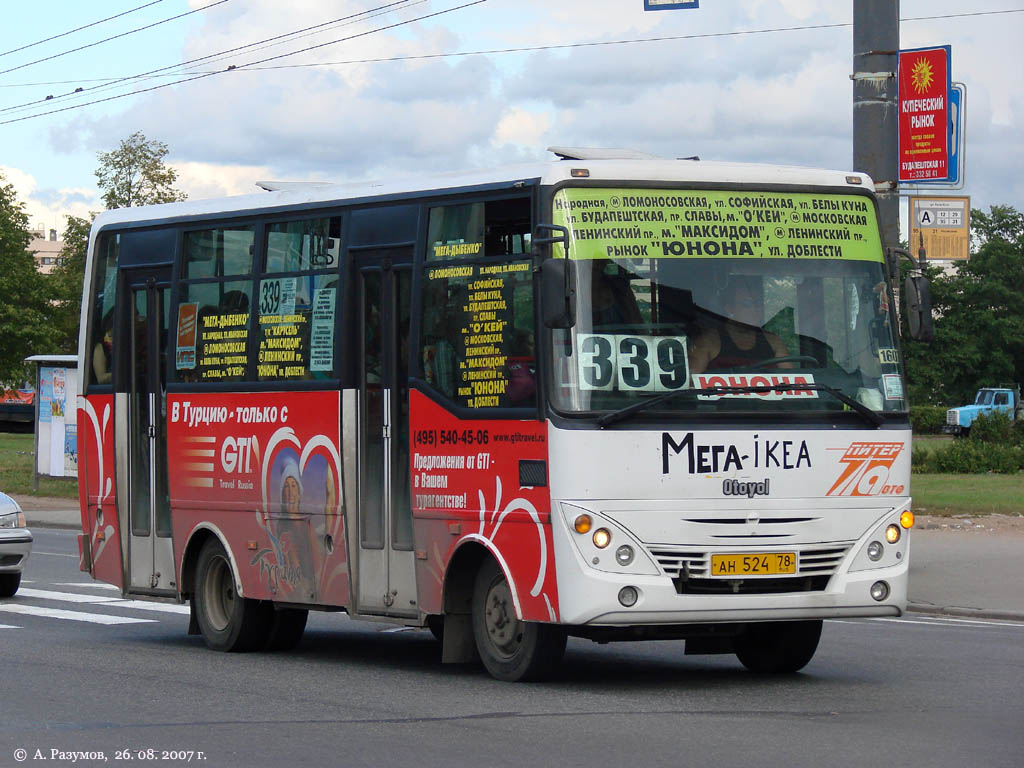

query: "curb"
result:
(27, 520), (80, 531)
(908, 602), (1024, 622)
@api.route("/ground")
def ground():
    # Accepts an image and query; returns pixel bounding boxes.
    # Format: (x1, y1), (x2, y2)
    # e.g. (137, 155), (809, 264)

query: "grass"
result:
(913, 434), (954, 456)
(0, 431), (79, 499)
(911, 473), (1024, 517)
(909, 434), (1024, 516)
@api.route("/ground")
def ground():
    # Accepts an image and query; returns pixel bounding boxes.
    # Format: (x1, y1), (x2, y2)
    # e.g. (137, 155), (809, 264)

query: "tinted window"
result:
(88, 233), (120, 386)
(256, 217), (342, 381)
(419, 197), (535, 410)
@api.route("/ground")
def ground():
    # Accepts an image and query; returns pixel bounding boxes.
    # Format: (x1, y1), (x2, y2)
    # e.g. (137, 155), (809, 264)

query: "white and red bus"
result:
(76, 148), (923, 680)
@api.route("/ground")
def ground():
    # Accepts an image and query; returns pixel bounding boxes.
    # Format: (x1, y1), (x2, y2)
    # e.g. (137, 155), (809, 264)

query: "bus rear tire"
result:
(265, 608), (308, 651)
(194, 538), (270, 652)
(426, 614), (444, 643)
(734, 619), (822, 673)
(472, 559), (565, 682)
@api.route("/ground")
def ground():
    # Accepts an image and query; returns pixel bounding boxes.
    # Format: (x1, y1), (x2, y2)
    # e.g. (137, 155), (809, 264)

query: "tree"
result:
(47, 214), (93, 354)
(902, 204), (1024, 405)
(95, 131), (187, 209)
(0, 172), (55, 385)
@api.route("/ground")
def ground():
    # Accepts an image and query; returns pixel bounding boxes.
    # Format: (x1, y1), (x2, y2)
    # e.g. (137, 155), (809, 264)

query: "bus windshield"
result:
(547, 187), (906, 418)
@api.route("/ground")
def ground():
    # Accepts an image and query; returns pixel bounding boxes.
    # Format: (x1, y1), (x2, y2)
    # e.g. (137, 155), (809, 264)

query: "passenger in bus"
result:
(689, 276), (793, 373)
(421, 282), (458, 397)
(590, 260), (643, 328)
(506, 328), (536, 405)
(92, 313), (114, 384)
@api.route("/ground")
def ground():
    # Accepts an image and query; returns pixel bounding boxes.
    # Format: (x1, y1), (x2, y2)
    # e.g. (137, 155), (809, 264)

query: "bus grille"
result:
(946, 409), (959, 426)
(648, 544), (850, 595)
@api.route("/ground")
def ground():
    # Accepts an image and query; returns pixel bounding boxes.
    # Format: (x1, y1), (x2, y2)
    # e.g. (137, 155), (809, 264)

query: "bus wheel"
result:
(194, 539), (270, 652)
(471, 559), (566, 682)
(425, 615), (444, 643)
(265, 608), (308, 651)
(0, 572), (21, 598)
(734, 620), (822, 673)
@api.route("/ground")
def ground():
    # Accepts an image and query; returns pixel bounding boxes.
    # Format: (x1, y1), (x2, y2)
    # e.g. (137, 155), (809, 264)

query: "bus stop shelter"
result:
(24, 354), (79, 490)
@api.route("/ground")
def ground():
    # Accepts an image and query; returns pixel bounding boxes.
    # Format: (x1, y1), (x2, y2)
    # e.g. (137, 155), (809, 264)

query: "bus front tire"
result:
(194, 539), (270, 652)
(471, 559), (565, 682)
(734, 619), (822, 673)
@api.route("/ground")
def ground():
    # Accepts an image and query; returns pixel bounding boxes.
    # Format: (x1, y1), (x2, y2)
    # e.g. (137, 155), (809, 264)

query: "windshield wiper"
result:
(597, 382), (885, 428)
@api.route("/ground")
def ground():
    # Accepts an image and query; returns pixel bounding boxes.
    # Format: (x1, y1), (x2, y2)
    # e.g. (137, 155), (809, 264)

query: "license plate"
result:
(710, 552), (796, 577)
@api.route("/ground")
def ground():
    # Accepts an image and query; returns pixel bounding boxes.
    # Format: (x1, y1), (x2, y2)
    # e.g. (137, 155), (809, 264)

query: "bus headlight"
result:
(615, 545), (635, 566)
(870, 581), (890, 601)
(560, 504), (660, 576)
(849, 507), (912, 573)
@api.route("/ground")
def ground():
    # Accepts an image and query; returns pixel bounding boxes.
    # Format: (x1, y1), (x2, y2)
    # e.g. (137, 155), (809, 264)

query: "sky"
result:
(1, 0), (1021, 238)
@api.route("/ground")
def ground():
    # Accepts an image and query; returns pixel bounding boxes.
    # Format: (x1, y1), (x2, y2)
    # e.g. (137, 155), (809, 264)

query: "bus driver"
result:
(689, 276), (793, 374)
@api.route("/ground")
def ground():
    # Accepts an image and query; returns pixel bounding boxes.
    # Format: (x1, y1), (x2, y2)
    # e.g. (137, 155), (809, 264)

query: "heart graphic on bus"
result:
(253, 427), (344, 597)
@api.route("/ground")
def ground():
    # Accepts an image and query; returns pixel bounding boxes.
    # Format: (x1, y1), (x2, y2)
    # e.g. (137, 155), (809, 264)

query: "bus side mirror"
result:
(541, 258), (576, 329)
(904, 274), (934, 342)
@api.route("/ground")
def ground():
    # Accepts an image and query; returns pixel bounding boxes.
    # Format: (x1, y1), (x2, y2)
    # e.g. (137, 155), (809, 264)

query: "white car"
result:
(0, 491), (32, 597)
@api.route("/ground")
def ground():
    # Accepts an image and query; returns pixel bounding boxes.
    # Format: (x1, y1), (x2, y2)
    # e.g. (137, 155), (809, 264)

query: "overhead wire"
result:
(0, 1), (416, 116)
(0, 0), (166, 60)
(0, 0), (231, 77)
(0, 0), (488, 126)
(184, 7), (1024, 75)
(1, 5), (1019, 125)
(4, 6), (1020, 91)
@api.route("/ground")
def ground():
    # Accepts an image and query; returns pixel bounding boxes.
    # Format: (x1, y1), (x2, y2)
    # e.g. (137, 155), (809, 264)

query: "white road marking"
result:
(832, 617), (1024, 629)
(31, 550), (78, 558)
(0, 623), (21, 629)
(17, 587), (190, 614)
(53, 582), (120, 591)
(0, 604), (154, 625)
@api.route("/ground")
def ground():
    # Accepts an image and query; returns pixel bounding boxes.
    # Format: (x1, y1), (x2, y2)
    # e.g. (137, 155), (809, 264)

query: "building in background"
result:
(28, 226), (64, 274)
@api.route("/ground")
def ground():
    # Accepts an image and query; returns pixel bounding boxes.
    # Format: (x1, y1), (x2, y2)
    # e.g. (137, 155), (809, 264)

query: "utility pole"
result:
(853, 0), (900, 251)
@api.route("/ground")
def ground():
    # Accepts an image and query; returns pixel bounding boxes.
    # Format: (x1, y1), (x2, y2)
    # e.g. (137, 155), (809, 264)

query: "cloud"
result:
(28, 0), (1024, 222)
(1, 165), (98, 231)
(174, 161), (276, 200)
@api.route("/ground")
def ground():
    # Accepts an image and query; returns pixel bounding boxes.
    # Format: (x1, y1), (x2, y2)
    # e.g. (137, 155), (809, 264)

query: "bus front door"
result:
(123, 268), (175, 595)
(355, 250), (417, 618)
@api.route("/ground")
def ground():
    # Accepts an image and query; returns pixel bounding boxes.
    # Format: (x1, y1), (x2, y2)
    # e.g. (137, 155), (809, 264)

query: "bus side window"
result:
(256, 217), (342, 381)
(88, 233), (120, 387)
(174, 225), (256, 383)
(419, 197), (535, 410)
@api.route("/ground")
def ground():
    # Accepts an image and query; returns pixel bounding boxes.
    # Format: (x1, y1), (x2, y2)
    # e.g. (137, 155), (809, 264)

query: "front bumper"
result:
(0, 528), (33, 573)
(552, 506), (909, 626)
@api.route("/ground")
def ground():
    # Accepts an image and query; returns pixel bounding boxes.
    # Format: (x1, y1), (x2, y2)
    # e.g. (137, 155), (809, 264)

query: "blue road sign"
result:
(644, 1), (699, 10)
(918, 83), (963, 186)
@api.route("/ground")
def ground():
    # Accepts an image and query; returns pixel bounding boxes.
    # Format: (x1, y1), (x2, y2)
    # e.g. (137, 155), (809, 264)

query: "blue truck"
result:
(943, 386), (1023, 435)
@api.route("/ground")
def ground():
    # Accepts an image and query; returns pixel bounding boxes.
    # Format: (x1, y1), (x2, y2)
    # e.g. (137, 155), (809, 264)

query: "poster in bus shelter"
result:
(898, 45), (951, 182)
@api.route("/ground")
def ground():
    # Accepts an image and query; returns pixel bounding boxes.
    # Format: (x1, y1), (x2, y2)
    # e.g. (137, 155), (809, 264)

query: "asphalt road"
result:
(2, 529), (1022, 768)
